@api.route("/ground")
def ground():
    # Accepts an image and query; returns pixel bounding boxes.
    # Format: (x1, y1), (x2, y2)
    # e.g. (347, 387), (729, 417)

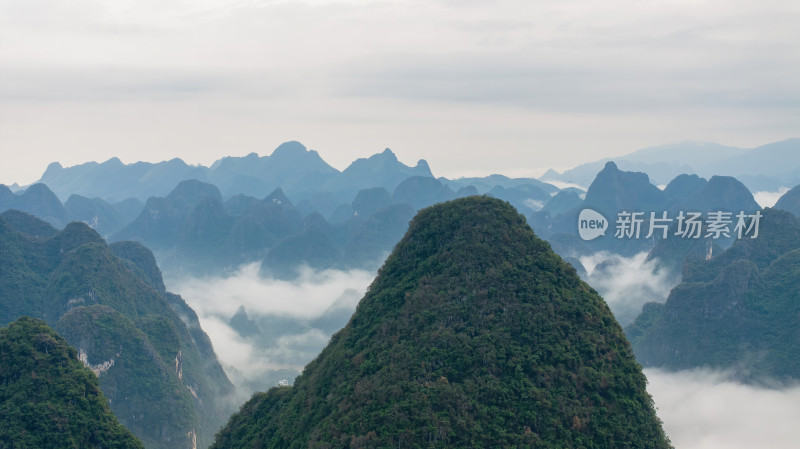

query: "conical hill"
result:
(213, 196), (670, 448)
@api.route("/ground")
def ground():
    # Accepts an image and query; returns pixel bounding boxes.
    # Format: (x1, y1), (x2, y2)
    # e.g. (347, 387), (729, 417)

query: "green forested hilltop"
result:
(0, 212), (234, 449)
(0, 317), (144, 449)
(213, 196), (670, 449)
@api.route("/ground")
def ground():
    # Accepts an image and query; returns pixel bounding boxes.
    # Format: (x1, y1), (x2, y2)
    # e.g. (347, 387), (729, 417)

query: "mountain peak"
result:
(270, 141), (308, 158)
(45, 162), (64, 173)
(264, 187), (293, 207)
(166, 179), (223, 204)
(212, 196), (670, 448)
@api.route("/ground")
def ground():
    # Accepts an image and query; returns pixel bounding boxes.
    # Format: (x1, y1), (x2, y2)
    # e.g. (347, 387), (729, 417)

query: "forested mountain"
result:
(627, 208), (800, 384)
(212, 197), (670, 448)
(0, 214), (235, 449)
(0, 317), (145, 449)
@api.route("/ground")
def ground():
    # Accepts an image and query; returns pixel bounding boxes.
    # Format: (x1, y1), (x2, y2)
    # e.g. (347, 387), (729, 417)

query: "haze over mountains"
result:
(543, 138), (800, 192)
(2, 138), (800, 448)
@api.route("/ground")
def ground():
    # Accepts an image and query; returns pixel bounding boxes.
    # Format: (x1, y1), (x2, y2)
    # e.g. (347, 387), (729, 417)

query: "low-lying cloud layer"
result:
(168, 263), (374, 395)
(170, 262), (800, 447)
(646, 368), (800, 449)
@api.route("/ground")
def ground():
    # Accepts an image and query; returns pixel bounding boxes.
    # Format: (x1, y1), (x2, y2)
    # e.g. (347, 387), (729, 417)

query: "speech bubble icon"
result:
(578, 208), (608, 241)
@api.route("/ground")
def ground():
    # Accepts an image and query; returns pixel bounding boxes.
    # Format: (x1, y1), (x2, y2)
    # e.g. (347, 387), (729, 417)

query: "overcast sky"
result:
(1, 0), (798, 185)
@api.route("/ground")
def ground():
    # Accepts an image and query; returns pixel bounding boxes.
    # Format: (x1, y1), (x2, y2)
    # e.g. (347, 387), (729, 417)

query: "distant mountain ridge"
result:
(36, 142), (434, 204)
(542, 138), (800, 192)
(1, 183), (142, 235)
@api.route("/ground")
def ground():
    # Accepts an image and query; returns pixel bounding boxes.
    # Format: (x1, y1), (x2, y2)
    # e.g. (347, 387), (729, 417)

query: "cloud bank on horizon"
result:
(1, 0), (798, 184)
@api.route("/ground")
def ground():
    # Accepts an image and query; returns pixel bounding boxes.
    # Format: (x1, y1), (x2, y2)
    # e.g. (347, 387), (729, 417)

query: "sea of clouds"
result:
(169, 261), (800, 447)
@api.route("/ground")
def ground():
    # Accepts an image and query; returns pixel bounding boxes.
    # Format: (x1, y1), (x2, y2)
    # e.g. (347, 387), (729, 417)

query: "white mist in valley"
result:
(580, 251), (679, 326)
(168, 263), (375, 396)
(646, 368), (800, 449)
(168, 259), (800, 449)
(753, 187), (790, 208)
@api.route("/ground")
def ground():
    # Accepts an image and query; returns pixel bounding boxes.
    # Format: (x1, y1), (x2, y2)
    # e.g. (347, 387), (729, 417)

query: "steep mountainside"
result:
(775, 184), (800, 217)
(627, 208), (800, 383)
(0, 317), (145, 449)
(212, 197), (670, 449)
(0, 216), (234, 449)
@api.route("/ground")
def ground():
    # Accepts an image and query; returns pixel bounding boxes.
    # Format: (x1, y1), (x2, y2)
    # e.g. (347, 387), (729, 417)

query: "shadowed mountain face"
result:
(212, 197), (671, 449)
(0, 183), (70, 228)
(531, 163), (763, 267)
(0, 216), (234, 449)
(627, 208), (800, 384)
(0, 317), (145, 449)
(583, 162), (667, 215)
(775, 184), (800, 217)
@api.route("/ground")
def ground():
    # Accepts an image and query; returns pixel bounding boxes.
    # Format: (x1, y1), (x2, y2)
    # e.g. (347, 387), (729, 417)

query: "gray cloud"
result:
(1, 0), (797, 186)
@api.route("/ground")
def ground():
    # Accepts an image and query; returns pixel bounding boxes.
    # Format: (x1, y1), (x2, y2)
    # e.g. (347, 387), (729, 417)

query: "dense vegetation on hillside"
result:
(0, 213), (234, 449)
(0, 317), (144, 449)
(628, 208), (800, 383)
(213, 197), (670, 448)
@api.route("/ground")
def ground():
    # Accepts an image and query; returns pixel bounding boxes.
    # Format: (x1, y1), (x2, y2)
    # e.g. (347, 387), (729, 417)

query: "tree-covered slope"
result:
(0, 215), (234, 449)
(627, 208), (800, 383)
(213, 196), (670, 449)
(0, 316), (144, 449)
